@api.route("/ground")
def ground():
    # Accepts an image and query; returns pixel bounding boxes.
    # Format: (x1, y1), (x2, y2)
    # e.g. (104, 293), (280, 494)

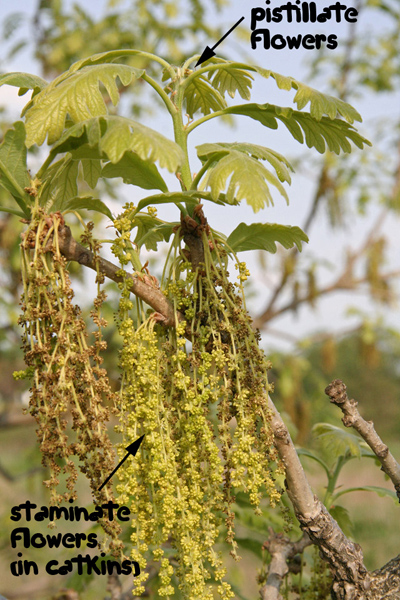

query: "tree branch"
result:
(267, 395), (371, 599)
(253, 268), (400, 329)
(57, 225), (183, 327)
(325, 379), (400, 502)
(260, 530), (311, 600)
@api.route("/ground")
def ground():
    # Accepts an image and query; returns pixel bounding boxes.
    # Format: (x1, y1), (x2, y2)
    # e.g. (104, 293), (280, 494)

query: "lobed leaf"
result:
(131, 214), (176, 251)
(333, 486), (398, 502)
(329, 506), (354, 538)
(313, 423), (365, 459)
(184, 76), (227, 118)
(49, 115), (184, 173)
(0, 121), (30, 200)
(38, 157), (79, 213)
(63, 195), (113, 220)
(0, 72), (48, 96)
(197, 142), (290, 212)
(23, 64), (144, 146)
(208, 66), (254, 100)
(227, 222), (308, 254)
(102, 153), (167, 192)
(253, 67), (362, 123)
(81, 158), (102, 189)
(221, 103), (371, 155)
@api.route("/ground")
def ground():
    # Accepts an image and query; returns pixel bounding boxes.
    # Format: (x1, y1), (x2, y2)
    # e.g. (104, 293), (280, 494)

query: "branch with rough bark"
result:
(57, 224), (182, 327)
(260, 530), (311, 600)
(265, 384), (400, 599)
(325, 379), (400, 501)
(267, 396), (372, 600)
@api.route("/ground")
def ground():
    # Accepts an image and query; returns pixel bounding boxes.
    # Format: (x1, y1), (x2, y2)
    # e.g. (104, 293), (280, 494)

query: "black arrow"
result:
(195, 16), (245, 68)
(98, 434), (145, 492)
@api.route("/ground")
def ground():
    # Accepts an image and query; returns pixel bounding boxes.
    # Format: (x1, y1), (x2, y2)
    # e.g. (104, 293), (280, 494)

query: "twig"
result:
(253, 268), (400, 328)
(325, 379), (400, 502)
(260, 530), (311, 600)
(57, 225), (183, 327)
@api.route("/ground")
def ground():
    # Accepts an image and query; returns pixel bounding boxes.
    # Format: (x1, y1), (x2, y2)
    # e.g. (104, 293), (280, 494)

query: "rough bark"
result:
(268, 396), (372, 599)
(57, 224), (182, 327)
(325, 379), (400, 501)
(260, 532), (311, 600)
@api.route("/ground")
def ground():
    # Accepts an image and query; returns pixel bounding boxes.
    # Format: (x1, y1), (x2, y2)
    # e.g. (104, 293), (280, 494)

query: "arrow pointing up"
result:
(98, 434), (145, 492)
(195, 16), (245, 68)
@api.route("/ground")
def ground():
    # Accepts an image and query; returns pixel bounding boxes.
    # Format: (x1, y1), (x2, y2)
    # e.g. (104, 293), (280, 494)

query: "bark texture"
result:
(57, 224), (181, 327)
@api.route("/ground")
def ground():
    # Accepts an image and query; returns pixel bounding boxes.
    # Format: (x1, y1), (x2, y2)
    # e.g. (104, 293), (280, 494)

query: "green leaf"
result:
(49, 116), (184, 173)
(253, 68), (362, 123)
(63, 195), (113, 220)
(221, 104), (371, 155)
(81, 158), (102, 189)
(23, 64), (145, 146)
(312, 423), (365, 460)
(38, 157), (79, 212)
(329, 505), (354, 538)
(131, 214), (176, 251)
(235, 537), (262, 559)
(0, 206), (26, 218)
(0, 122), (31, 215)
(0, 72), (48, 96)
(197, 142), (290, 212)
(227, 223), (308, 254)
(297, 447), (330, 477)
(184, 76), (227, 118)
(198, 142), (293, 183)
(102, 153), (167, 192)
(208, 66), (254, 100)
(333, 486), (398, 502)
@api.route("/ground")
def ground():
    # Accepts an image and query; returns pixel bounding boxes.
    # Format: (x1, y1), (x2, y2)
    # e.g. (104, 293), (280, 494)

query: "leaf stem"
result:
(190, 157), (215, 190)
(182, 61), (257, 92)
(36, 153), (56, 180)
(87, 49), (177, 80)
(186, 110), (227, 135)
(141, 73), (176, 117)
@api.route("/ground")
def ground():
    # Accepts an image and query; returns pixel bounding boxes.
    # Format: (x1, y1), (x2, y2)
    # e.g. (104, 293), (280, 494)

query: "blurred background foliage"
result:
(0, 0), (399, 598)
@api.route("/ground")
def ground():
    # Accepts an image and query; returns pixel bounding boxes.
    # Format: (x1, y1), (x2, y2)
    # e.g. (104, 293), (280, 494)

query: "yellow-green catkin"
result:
(114, 204), (284, 599)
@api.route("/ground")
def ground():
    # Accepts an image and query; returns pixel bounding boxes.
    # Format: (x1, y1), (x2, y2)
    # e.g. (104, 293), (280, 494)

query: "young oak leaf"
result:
(131, 213), (176, 251)
(0, 121), (31, 201)
(23, 64), (144, 146)
(197, 142), (290, 212)
(227, 222), (308, 254)
(208, 66), (254, 100)
(102, 153), (167, 192)
(47, 115), (184, 174)
(253, 68), (362, 123)
(184, 76), (227, 118)
(221, 104), (371, 154)
(0, 72), (48, 97)
(38, 157), (79, 213)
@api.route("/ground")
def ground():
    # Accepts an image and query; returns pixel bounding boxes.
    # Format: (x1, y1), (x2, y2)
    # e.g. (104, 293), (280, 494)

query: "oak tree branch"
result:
(57, 225), (182, 327)
(325, 379), (400, 502)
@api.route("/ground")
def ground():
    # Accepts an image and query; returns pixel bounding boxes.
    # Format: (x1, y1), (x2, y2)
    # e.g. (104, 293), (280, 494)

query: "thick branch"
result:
(260, 531), (311, 600)
(325, 379), (400, 502)
(268, 395), (371, 599)
(57, 225), (182, 327)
